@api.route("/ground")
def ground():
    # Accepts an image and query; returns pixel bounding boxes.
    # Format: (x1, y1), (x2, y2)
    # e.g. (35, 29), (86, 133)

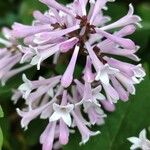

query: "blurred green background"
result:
(0, 0), (150, 150)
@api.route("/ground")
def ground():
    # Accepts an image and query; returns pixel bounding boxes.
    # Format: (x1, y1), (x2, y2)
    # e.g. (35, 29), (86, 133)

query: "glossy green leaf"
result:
(0, 128), (3, 150)
(64, 65), (150, 150)
(0, 106), (4, 118)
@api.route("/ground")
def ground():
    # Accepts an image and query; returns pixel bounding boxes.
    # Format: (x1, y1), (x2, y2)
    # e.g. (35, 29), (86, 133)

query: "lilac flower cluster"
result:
(0, 28), (32, 86)
(0, 0), (146, 149)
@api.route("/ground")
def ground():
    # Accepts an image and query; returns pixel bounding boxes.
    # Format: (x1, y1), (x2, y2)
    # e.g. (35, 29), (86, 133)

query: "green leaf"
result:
(132, 2), (150, 49)
(64, 65), (150, 150)
(0, 127), (3, 149)
(0, 118), (12, 150)
(137, 2), (150, 22)
(104, 3), (126, 21)
(0, 66), (37, 101)
(60, 0), (72, 4)
(24, 119), (47, 146)
(0, 106), (4, 118)
(19, 0), (47, 24)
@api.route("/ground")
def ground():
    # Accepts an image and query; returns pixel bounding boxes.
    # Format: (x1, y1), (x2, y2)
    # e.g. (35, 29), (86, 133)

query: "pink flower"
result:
(0, 28), (32, 85)
(40, 122), (57, 150)
(8, 0), (145, 149)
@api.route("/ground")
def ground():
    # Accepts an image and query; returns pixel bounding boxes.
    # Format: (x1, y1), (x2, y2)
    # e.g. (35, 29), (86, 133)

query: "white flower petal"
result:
(139, 129), (147, 140)
(128, 137), (141, 144)
(49, 112), (61, 122)
(62, 113), (72, 127)
(30, 55), (42, 70)
(99, 71), (109, 85)
(51, 103), (74, 126)
(95, 93), (106, 100)
(48, 88), (54, 98)
(130, 144), (140, 150)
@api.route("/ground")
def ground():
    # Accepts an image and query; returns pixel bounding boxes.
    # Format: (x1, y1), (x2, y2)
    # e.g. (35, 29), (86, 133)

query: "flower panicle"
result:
(0, 0), (146, 149)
